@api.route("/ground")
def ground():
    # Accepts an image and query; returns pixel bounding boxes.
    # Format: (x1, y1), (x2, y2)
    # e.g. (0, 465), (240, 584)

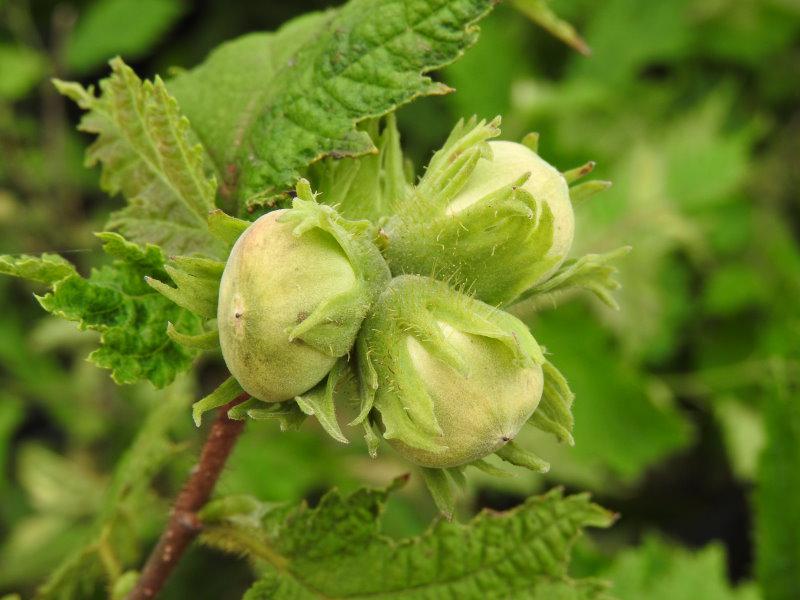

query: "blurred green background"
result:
(1, 0), (798, 598)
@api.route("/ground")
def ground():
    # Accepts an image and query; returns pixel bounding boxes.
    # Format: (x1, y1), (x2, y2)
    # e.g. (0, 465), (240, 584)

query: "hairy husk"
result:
(385, 125), (576, 306)
(358, 275), (546, 468)
(390, 324), (544, 467)
(218, 210), (354, 402)
(449, 140), (574, 282)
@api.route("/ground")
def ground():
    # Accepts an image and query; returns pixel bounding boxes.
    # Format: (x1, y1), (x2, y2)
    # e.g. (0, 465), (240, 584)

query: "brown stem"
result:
(127, 393), (249, 600)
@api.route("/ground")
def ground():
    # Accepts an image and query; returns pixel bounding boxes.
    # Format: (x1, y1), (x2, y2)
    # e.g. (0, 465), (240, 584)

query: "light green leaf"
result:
(192, 376), (244, 427)
(0, 44), (47, 100)
(756, 363), (800, 600)
(170, 0), (495, 210)
(34, 377), (193, 599)
(294, 358), (349, 444)
(605, 535), (759, 600)
(0, 253), (77, 284)
(525, 304), (692, 482)
(201, 485), (614, 599)
(146, 255), (224, 320)
(310, 114), (411, 222)
(66, 0), (185, 74)
(54, 58), (223, 257)
(17, 444), (105, 518)
(32, 233), (202, 387)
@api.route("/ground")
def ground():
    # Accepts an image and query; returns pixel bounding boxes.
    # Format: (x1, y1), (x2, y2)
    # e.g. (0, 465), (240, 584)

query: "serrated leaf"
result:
(170, 0), (495, 210)
(54, 58), (223, 257)
(32, 233), (202, 388)
(201, 485), (614, 599)
(756, 363), (800, 600)
(0, 254), (77, 284)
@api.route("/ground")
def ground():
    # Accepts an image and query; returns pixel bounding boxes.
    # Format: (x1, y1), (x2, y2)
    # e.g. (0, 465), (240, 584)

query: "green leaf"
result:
(0, 253), (77, 284)
(66, 0), (186, 74)
(604, 535), (759, 600)
(519, 246), (632, 310)
(201, 485), (615, 599)
(509, 0), (590, 56)
(17, 444), (105, 518)
(54, 58), (223, 257)
(310, 114), (410, 222)
(756, 363), (800, 600)
(0, 395), (23, 495)
(35, 377), (193, 599)
(0, 44), (46, 101)
(294, 358), (349, 444)
(192, 376), (244, 427)
(524, 304), (692, 482)
(33, 233), (201, 387)
(146, 254), (224, 319)
(170, 0), (495, 210)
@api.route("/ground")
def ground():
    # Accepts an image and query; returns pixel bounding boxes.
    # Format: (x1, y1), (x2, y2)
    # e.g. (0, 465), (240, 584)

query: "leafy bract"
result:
(54, 58), (223, 257)
(509, 0), (590, 56)
(0, 233), (201, 387)
(200, 484), (615, 599)
(170, 0), (494, 210)
(0, 253), (77, 284)
(756, 364), (800, 600)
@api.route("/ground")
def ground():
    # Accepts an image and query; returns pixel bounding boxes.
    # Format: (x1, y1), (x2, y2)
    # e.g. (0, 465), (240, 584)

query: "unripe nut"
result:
(449, 140), (574, 283)
(218, 210), (356, 402)
(390, 323), (543, 468)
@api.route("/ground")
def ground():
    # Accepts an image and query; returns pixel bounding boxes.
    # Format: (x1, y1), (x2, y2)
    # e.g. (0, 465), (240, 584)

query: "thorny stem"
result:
(127, 393), (249, 600)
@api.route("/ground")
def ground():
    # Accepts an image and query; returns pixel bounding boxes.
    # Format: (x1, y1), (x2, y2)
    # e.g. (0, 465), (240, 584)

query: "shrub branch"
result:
(127, 393), (249, 600)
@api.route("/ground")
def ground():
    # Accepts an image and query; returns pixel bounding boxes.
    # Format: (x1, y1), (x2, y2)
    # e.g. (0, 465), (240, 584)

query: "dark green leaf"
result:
(201, 485), (614, 599)
(756, 364), (800, 600)
(170, 0), (495, 210)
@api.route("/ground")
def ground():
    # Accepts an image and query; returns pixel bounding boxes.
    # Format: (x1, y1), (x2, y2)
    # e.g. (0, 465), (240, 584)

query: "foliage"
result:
(54, 58), (223, 257)
(170, 0), (495, 210)
(0, 233), (201, 387)
(756, 365), (800, 600)
(603, 536), (759, 600)
(201, 484), (615, 599)
(0, 0), (798, 598)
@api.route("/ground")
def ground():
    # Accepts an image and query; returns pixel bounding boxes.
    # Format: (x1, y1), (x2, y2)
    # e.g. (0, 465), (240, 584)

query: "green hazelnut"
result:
(448, 139), (574, 281)
(218, 180), (390, 403)
(385, 118), (575, 306)
(392, 321), (543, 468)
(356, 275), (545, 468)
